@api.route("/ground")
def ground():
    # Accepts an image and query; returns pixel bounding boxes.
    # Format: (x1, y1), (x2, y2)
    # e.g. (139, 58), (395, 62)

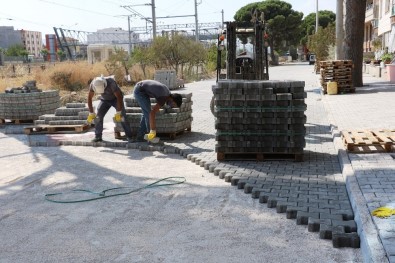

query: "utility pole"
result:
(128, 16), (132, 56)
(194, 0), (199, 42)
(221, 9), (224, 29)
(151, 0), (156, 38)
(316, 0), (319, 33)
(336, 0), (344, 60)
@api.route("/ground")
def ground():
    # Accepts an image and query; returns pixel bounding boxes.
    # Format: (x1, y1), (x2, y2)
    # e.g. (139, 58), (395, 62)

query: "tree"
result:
(105, 47), (130, 85)
(5, 44), (27, 57)
(344, 0), (367, 87)
(234, 0), (303, 64)
(300, 10), (336, 47)
(308, 24), (336, 72)
(40, 48), (49, 61)
(150, 34), (207, 77)
(56, 49), (66, 61)
(131, 46), (152, 78)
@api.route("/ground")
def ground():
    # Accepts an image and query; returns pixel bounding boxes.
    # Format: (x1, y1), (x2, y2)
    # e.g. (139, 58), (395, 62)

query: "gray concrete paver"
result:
(323, 73), (395, 263)
(2, 63), (394, 262)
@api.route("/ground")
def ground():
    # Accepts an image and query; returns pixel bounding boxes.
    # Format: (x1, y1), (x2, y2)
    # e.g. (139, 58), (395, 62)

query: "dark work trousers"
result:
(95, 98), (132, 139)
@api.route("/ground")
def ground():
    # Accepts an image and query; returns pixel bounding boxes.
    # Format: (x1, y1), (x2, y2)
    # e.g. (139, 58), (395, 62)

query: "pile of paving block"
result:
(319, 60), (354, 94)
(115, 93), (193, 139)
(154, 70), (184, 90)
(24, 103), (90, 134)
(0, 80), (60, 123)
(213, 80), (307, 161)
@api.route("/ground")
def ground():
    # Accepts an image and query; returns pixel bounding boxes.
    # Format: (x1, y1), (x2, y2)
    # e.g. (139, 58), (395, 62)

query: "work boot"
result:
(91, 137), (103, 142)
(129, 136), (145, 143)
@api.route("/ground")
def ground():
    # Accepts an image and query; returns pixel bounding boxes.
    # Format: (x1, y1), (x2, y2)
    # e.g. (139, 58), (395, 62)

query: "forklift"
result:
(211, 14), (270, 115)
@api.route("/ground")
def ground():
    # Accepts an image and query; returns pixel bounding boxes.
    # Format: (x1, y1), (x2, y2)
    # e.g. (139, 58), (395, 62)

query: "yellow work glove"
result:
(147, 130), (156, 140)
(144, 130), (159, 143)
(114, 111), (122, 122)
(87, 113), (96, 124)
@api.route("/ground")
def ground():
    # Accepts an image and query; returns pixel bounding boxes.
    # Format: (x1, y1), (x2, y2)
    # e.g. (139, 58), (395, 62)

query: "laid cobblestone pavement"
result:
(323, 75), (395, 263)
(2, 63), (393, 262)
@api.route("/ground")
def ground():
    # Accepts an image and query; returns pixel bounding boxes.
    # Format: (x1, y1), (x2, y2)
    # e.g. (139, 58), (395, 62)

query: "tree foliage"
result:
(308, 24), (336, 71)
(105, 47), (130, 85)
(5, 44), (28, 57)
(300, 10), (336, 46)
(234, 0), (303, 63)
(131, 46), (152, 79)
(149, 34), (207, 77)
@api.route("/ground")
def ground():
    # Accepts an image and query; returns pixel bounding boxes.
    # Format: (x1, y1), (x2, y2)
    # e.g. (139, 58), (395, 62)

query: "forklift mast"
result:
(217, 19), (269, 81)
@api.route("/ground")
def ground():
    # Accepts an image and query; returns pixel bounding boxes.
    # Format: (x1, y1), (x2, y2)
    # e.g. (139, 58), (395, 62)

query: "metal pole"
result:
(128, 16), (132, 56)
(152, 0), (156, 38)
(335, 0), (344, 60)
(195, 0), (199, 41)
(221, 9), (224, 30)
(316, 0), (319, 33)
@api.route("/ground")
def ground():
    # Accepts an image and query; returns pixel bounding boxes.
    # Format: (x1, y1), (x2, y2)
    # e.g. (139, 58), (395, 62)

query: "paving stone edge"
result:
(322, 92), (389, 263)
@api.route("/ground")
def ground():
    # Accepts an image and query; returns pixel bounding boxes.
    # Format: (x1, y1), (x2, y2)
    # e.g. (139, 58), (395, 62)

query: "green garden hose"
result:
(45, 176), (186, 203)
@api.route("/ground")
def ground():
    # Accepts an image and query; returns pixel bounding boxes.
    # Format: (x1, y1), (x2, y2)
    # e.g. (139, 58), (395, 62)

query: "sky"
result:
(0, 0), (336, 36)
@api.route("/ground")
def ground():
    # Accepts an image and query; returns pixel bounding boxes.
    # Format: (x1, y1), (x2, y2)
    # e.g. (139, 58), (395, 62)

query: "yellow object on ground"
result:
(327, 81), (338, 95)
(372, 207), (395, 218)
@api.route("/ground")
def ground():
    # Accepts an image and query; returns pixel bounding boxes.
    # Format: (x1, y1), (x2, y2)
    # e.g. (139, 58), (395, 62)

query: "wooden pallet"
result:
(320, 60), (353, 67)
(217, 152), (304, 162)
(0, 118), (35, 125)
(114, 126), (192, 140)
(24, 124), (91, 134)
(341, 130), (393, 153)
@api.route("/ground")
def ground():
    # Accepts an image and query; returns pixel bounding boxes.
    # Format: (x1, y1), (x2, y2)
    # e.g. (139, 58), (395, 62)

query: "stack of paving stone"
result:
(319, 60), (354, 94)
(0, 87), (60, 122)
(4, 80), (42, 93)
(33, 103), (89, 126)
(154, 70), (184, 90)
(116, 93), (193, 139)
(214, 80), (307, 161)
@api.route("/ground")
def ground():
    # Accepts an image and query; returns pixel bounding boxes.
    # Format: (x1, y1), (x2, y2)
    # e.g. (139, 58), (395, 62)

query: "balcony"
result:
(371, 19), (379, 28)
(392, 5), (395, 24)
(365, 4), (374, 22)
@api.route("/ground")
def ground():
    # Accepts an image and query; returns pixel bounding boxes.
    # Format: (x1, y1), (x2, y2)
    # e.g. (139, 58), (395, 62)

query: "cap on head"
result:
(92, 76), (107, 94)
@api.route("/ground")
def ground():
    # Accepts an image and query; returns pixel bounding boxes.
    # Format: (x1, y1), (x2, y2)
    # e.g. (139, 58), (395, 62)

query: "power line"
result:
(38, 0), (123, 18)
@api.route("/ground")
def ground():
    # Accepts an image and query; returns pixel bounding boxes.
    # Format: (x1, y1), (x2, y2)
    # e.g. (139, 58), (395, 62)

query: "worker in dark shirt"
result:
(133, 80), (182, 143)
(87, 75), (133, 143)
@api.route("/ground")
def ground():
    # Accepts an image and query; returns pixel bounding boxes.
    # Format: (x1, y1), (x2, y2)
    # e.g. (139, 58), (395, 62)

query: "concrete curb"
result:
(321, 90), (388, 262)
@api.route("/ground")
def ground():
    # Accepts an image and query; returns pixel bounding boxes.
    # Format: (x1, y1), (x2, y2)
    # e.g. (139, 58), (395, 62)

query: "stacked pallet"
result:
(0, 89), (60, 123)
(320, 60), (354, 94)
(154, 70), (184, 90)
(116, 93), (193, 139)
(214, 80), (307, 161)
(24, 103), (90, 134)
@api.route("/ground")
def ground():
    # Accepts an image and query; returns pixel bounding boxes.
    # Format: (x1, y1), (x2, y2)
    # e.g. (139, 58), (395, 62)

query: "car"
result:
(309, 54), (316, 65)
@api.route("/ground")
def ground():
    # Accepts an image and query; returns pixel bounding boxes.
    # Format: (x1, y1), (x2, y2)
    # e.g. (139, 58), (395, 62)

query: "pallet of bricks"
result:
(24, 103), (91, 134)
(320, 60), (354, 94)
(0, 80), (60, 125)
(154, 70), (184, 90)
(116, 93), (193, 139)
(214, 80), (307, 161)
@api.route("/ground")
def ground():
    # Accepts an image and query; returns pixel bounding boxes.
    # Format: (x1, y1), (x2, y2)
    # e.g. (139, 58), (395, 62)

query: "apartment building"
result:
(20, 29), (43, 58)
(364, 0), (395, 54)
(0, 26), (23, 49)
